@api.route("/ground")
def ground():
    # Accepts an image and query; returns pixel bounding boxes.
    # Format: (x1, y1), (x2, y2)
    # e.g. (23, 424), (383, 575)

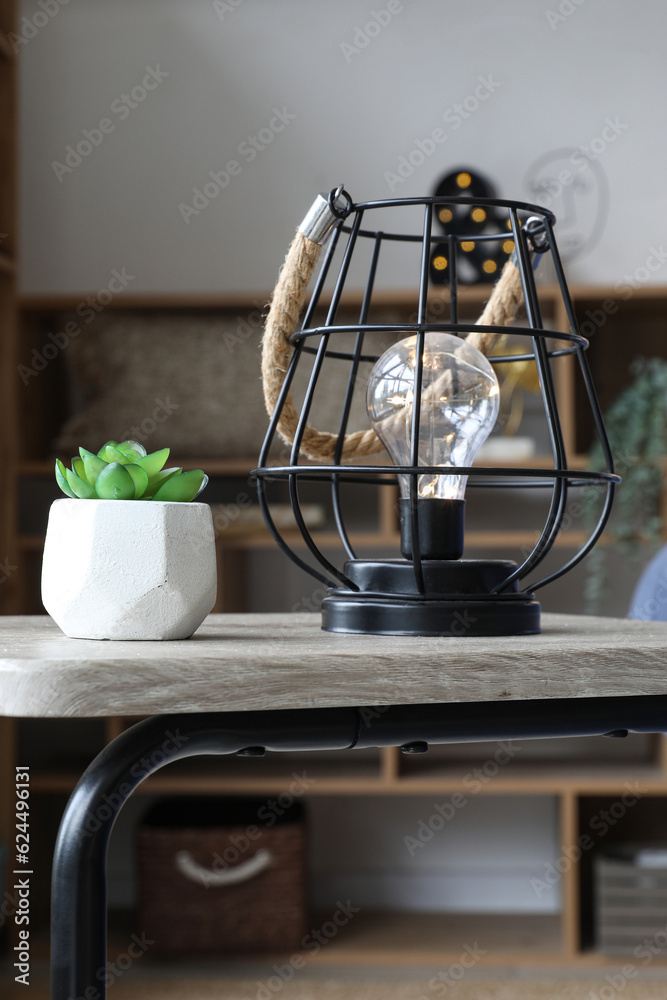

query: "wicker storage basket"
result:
(137, 797), (307, 954)
(595, 846), (667, 953)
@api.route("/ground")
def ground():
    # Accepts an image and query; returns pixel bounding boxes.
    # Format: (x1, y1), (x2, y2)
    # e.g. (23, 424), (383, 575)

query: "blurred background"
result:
(2, 0), (667, 984)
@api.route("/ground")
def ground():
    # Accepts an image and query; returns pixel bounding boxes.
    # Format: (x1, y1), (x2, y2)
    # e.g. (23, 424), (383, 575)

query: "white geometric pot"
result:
(41, 499), (217, 640)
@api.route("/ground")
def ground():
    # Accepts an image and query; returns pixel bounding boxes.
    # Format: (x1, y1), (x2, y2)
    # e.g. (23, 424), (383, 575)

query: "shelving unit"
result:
(4, 27), (667, 960)
(5, 278), (667, 965)
(9, 280), (667, 616)
(6, 280), (626, 614)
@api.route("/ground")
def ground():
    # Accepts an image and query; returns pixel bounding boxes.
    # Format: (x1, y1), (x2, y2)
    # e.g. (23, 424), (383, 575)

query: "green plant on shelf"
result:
(55, 440), (208, 502)
(585, 356), (667, 612)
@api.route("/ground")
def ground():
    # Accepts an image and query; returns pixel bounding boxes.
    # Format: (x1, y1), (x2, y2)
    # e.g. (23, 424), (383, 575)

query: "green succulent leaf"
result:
(97, 440), (118, 457)
(117, 440), (147, 460)
(101, 445), (127, 464)
(192, 471), (208, 500)
(55, 459), (76, 498)
(142, 467), (181, 498)
(94, 462), (136, 500)
(56, 443), (207, 502)
(65, 467), (96, 499)
(151, 469), (208, 502)
(135, 448), (170, 479)
(81, 450), (108, 484)
(125, 464), (149, 499)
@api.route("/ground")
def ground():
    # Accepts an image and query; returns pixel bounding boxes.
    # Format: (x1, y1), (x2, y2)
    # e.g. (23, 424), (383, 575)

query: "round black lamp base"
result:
(321, 559), (541, 637)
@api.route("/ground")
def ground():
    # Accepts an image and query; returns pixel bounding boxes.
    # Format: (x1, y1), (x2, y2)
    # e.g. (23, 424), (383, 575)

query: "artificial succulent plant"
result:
(55, 441), (208, 502)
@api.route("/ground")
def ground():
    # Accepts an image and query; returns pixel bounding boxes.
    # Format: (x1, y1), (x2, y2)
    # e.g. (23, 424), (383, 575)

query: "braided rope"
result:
(261, 230), (524, 463)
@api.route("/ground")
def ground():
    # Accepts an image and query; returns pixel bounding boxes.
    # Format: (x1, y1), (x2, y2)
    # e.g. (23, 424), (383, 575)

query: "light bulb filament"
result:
(367, 333), (500, 502)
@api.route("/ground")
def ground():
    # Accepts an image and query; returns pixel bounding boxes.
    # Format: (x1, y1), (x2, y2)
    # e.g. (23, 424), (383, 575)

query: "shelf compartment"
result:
(303, 910), (563, 964)
(572, 293), (667, 455)
(30, 749), (386, 796)
(17, 284), (561, 314)
(578, 795), (667, 956)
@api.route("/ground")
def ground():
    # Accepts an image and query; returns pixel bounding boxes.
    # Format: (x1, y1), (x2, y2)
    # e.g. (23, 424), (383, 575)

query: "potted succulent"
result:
(42, 440), (217, 640)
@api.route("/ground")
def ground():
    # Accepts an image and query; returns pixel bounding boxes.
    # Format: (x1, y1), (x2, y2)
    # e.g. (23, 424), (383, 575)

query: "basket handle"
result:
(174, 847), (273, 887)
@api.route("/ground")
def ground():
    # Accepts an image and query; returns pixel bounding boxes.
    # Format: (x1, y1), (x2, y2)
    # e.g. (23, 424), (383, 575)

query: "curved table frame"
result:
(52, 694), (667, 1000)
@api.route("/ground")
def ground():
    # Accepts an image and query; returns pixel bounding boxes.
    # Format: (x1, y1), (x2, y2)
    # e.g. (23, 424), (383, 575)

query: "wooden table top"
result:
(1, 613), (667, 718)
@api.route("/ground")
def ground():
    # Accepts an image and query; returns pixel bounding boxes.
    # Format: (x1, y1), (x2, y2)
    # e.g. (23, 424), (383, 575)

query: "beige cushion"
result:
(55, 309), (401, 459)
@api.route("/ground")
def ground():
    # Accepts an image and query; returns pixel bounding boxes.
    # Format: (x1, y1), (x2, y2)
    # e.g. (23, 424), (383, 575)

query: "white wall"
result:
(18, 0), (667, 294)
(308, 794), (560, 914)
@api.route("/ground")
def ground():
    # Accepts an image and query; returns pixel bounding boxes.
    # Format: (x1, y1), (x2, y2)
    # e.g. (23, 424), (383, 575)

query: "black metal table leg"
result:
(50, 695), (667, 1000)
(50, 708), (357, 1000)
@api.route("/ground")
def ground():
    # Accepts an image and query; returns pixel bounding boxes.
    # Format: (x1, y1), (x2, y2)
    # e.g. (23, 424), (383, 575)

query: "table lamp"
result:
(255, 188), (618, 636)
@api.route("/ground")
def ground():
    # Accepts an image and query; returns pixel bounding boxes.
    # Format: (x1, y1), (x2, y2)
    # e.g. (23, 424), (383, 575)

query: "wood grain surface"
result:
(1, 613), (667, 718)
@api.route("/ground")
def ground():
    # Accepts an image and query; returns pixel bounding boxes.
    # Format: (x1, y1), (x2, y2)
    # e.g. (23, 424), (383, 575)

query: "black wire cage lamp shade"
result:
(254, 187), (619, 637)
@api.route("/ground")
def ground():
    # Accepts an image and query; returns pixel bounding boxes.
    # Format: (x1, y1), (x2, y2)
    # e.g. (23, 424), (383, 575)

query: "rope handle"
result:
(261, 190), (526, 464)
(174, 847), (273, 887)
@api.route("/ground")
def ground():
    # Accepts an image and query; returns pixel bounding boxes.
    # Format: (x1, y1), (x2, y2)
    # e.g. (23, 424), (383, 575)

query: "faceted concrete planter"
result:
(41, 499), (217, 640)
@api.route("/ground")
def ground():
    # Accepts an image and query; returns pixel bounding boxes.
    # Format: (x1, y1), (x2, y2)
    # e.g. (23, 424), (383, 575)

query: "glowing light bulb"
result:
(367, 332), (499, 503)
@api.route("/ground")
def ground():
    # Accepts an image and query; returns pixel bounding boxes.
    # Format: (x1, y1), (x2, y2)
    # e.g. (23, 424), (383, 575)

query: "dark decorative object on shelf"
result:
(431, 168), (517, 284)
(254, 187), (618, 637)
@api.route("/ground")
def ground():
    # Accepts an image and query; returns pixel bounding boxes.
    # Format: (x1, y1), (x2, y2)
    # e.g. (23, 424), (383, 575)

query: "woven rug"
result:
(7, 977), (667, 1000)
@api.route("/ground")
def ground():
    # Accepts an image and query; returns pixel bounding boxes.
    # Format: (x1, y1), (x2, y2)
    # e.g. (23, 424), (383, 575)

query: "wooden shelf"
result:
(19, 283), (667, 313)
(17, 284), (561, 313)
(305, 911), (564, 964)
(28, 761), (667, 798)
(394, 763), (666, 793)
(17, 909), (561, 967)
(19, 454), (590, 476)
(25, 906), (667, 970)
(19, 456), (261, 476)
(221, 528), (593, 551)
(29, 751), (386, 795)
(17, 528), (596, 554)
(21, 908), (564, 970)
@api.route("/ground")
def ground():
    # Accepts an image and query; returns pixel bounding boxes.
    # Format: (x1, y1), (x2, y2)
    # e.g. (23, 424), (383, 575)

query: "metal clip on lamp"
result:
(255, 187), (618, 636)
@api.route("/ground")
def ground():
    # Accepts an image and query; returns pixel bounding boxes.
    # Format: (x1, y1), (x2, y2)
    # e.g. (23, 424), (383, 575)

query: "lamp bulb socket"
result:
(399, 497), (465, 561)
